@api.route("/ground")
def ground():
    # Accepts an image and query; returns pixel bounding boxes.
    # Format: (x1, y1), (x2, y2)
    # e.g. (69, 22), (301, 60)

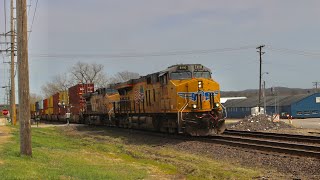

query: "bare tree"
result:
(30, 93), (43, 104)
(53, 73), (74, 90)
(93, 72), (110, 89)
(111, 71), (140, 83)
(41, 82), (61, 98)
(70, 62), (105, 83)
(41, 62), (110, 97)
(41, 73), (72, 97)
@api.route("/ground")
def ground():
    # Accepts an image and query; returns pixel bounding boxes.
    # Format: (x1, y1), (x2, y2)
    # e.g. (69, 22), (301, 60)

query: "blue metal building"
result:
(223, 93), (320, 119)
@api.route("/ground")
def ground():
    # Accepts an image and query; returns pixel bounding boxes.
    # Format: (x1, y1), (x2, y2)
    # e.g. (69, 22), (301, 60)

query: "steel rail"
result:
(224, 129), (320, 144)
(124, 129), (320, 159)
(203, 136), (320, 158)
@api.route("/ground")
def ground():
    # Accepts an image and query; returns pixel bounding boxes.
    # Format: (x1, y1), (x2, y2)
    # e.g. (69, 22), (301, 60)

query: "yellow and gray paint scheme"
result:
(110, 64), (226, 135)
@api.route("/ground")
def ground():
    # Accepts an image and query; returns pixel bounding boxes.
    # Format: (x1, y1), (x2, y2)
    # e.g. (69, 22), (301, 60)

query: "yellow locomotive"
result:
(82, 88), (120, 125)
(111, 64), (226, 135)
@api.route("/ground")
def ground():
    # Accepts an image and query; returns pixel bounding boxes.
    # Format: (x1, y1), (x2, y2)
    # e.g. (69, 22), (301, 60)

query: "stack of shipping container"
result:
(69, 84), (94, 115)
(58, 90), (69, 115)
(43, 99), (48, 117)
(32, 84), (94, 122)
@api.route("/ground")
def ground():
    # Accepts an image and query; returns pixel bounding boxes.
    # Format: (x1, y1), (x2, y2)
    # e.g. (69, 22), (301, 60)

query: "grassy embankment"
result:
(0, 125), (262, 179)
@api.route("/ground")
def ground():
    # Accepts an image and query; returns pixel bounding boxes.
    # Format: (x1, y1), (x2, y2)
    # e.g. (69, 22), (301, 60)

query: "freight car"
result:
(83, 64), (226, 135)
(34, 84), (95, 123)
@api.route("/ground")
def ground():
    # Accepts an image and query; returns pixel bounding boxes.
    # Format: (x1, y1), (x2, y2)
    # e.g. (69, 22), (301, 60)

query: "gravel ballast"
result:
(227, 114), (294, 131)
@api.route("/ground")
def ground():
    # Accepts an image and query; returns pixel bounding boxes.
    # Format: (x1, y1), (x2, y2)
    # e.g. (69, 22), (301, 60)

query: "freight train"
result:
(32, 64), (226, 135)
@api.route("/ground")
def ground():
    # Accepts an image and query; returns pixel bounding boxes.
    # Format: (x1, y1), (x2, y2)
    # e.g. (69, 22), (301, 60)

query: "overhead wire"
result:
(28, 0), (39, 41)
(265, 46), (320, 58)
(28, 0), (33, 15)
(3, 0), (8, 49)
(31, 45), (257, 59)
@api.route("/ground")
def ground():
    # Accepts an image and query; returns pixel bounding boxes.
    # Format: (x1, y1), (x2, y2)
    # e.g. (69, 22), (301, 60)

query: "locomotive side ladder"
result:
(177, 95), (188, 133)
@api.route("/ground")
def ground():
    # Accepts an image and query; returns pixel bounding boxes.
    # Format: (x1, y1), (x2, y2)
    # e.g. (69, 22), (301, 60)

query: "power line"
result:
(265, 46), (320, 57)
(30, 45), (257, 59)
(28, 0), (39, 41)
(28, 0), (33, 15)
(29, 46), (320, 59)
(4, 0), (8, 49)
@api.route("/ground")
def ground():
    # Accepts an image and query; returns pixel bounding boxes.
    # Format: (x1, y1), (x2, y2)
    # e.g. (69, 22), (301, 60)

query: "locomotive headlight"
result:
(192, 104), (197, 109)
(198, 81), (203, 88)
(215, 103), (220, 108)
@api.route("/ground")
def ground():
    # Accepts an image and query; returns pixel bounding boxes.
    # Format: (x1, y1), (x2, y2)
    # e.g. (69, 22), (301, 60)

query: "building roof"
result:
(223, 93), (315, 108)
(220, 97), (247, 104)
(277, 94), (311, 106)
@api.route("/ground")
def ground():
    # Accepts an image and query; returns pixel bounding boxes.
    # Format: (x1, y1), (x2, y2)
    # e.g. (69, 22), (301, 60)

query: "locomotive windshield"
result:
(170, 71), (192, 80)
(194, 71), (211, 79)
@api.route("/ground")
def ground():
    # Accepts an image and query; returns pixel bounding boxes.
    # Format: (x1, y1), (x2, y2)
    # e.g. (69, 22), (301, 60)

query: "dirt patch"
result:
(227, 115), (294, 131)
(0, 126), (11, 165)
(0, 118), (7, 126)
(0, 126), (11, 146)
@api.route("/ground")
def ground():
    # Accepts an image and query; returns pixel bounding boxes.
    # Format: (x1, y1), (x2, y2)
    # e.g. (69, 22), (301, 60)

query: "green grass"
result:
(0, 126), (263, 179)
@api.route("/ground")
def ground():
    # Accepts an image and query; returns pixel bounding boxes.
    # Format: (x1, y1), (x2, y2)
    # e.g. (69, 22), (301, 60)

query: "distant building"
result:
(223, 93), (320, 119)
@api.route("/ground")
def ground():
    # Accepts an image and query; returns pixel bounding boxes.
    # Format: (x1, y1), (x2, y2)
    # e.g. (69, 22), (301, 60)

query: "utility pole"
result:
(263, 81), (266, 114)
(17, 0), (32, 156)
(257, 45), (265, 113)
(11, 0), (17, 126)
(313, 82), (320, 93)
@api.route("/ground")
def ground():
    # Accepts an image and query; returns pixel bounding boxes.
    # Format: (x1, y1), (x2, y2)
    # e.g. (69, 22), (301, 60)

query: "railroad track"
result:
(224, 129), (320, 144)
(198, 135), (320, 158)
(60, 124), (320, 158)
(121, 128), (320, 159)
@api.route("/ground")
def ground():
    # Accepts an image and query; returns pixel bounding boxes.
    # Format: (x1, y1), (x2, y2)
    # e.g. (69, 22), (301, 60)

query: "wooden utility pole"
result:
(256, 45), (265, 113)
(10, 0), (17, 126)
(17, 0), (32, 156)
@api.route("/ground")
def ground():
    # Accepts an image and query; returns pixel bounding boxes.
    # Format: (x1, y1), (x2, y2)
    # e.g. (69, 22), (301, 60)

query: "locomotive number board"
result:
(194, 65), (203, 70)
(177, 65), (188, 70)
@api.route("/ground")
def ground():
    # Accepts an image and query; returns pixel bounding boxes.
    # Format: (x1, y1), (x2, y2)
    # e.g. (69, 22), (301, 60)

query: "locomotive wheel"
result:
(168, 119), (178, 134)
(152, 116), (161, 131)
(214, 120), (226, 134)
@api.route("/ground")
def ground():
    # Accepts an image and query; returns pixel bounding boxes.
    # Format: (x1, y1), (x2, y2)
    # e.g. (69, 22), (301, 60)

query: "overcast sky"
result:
(1, 0), (320, 102)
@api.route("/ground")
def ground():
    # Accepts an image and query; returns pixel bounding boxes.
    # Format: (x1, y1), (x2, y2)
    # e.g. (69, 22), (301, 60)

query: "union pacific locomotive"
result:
(33, 64), (226, 136)
(82, 64), (226, 135)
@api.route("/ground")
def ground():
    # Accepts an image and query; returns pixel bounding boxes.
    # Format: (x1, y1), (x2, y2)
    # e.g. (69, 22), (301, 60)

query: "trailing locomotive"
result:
(81, 88), (120, 125)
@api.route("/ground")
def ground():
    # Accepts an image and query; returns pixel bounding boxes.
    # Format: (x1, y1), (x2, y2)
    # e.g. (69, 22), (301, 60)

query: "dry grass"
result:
(0, 126), (11, 146)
